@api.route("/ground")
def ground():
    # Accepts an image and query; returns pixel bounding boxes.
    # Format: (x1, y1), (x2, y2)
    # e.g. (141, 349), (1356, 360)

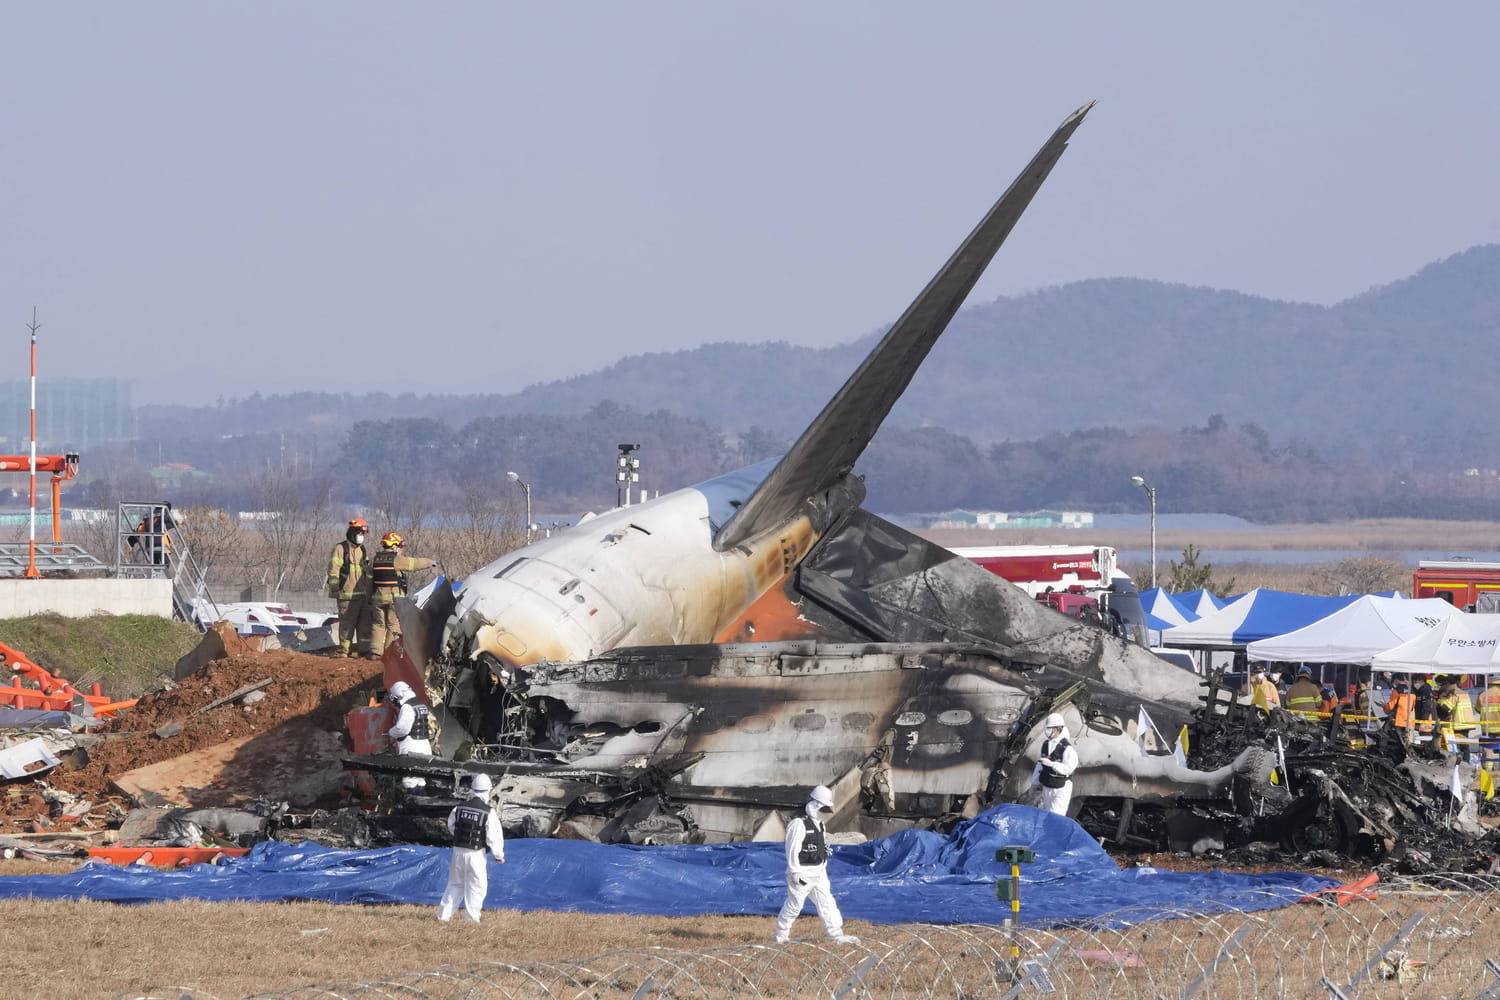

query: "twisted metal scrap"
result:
(117, 876), (1500, 1000)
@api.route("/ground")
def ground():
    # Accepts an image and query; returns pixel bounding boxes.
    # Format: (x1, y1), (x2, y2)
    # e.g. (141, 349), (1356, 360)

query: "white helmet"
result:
(809, 785), (834, 810)
(470, 773), (492, 793)
(1044, 712), (1066, 730)
(388, 681), (413, 702)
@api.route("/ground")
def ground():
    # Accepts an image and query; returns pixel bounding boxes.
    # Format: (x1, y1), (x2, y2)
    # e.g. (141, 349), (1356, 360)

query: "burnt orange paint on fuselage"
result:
(714, 571), (823, 643)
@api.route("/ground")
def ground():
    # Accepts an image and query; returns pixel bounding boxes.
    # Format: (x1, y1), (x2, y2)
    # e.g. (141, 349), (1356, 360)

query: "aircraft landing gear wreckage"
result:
(343, 103), (1499, 870)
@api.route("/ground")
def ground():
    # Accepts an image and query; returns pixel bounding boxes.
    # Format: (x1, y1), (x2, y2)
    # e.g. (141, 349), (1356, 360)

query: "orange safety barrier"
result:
(345, 699), (398, 797)
(87, 846), (250, 868)
(0, 641), (138, 718)
(1299, 872), (1378, 906)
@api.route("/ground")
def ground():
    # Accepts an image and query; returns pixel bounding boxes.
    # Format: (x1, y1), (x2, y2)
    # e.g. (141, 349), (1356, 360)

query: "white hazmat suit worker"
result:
(436, 772), (505, 922)
(773, 785), (859, 944)
(387, 680), (433, 791)
(1030, 712), (1079, 816)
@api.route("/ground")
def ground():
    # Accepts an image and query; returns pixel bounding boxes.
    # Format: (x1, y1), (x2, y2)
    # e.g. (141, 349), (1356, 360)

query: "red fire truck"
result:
(948, 544), (1147, 643)
(949, 544), (1118, 598)
(1411, 560), (1500, 611)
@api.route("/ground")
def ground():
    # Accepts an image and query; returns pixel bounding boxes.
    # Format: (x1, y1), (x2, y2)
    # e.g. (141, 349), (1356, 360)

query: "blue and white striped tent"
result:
(1161, 589), (1364, 649)
(1141, 588), (1195, 645)
(1142, 588), (1195, 627)
(1174, 588), (1228, 619)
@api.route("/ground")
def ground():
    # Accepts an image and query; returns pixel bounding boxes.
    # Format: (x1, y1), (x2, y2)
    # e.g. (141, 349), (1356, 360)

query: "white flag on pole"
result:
(1137, 706), (1156, 757)
(1451, 764), (1464, 801)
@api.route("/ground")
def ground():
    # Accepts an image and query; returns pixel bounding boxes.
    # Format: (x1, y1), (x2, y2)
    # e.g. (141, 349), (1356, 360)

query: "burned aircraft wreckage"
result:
(341, 103), (1500, 870)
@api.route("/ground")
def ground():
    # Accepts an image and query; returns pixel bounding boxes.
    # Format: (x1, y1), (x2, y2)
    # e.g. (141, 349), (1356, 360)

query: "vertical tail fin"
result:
(714, 102), (1093, 552)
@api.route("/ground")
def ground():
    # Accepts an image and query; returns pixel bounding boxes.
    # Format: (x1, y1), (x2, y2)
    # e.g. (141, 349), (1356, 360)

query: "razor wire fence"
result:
(116, 875), (1500, 1000)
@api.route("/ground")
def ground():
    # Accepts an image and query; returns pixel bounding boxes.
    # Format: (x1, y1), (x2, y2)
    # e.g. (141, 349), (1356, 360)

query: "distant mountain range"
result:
(141, 245), (1500, 468)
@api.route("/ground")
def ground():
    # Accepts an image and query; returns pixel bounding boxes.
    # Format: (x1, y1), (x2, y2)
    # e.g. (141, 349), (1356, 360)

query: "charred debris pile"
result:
(1074, 668), (1500, 877)
(2, 637), (1497, 879)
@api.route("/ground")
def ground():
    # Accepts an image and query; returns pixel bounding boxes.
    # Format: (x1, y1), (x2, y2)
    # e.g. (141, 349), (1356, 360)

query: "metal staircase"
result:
(114, 500), (220, 628)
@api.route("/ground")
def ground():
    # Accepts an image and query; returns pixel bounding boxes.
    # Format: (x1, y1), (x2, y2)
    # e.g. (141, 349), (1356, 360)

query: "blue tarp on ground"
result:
(0, 806), (1333, 928)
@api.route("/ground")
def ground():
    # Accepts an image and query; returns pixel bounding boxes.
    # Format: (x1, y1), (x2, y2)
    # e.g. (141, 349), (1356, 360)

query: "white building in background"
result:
(927, 509), (1094, 530)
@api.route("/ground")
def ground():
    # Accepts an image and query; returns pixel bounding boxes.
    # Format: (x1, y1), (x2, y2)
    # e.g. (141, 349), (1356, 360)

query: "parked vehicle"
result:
(1411, 560), (1500, 611)
(194, 602), (336, 637)
(950, 544), (1147, 645)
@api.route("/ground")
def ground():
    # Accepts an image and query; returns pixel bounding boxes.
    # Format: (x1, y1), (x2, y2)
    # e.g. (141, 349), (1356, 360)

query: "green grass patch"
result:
(0, 613), (201, 696)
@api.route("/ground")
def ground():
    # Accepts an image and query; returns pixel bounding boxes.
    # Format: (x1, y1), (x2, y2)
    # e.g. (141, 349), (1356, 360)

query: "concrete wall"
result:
(0, 577), (173, 618)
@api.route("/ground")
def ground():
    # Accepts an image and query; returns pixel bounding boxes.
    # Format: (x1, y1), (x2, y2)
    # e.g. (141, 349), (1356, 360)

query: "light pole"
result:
(1130, 475), (1157, 589)
(506, 470), (533, 545)
(616, 444), (640, 508)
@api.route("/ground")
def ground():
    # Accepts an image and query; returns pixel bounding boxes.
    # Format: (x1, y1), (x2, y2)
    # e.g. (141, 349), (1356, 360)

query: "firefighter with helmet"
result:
(1030, 712), (1079, 816)
(326, 518), (371, 658)
(387, 680), (435, 791)
(364, 531), (438, 659)
(436, 772), (505, 922)
(773, 785), (859, 945)
(1284, 666), (1323, 718)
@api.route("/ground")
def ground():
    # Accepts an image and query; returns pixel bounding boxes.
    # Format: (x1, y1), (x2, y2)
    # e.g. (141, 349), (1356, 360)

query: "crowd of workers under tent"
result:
(1145, 583), (1500, 776)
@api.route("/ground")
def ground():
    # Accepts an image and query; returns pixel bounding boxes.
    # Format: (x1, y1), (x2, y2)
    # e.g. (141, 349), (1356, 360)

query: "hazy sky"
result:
(7, 4), (1499, 405)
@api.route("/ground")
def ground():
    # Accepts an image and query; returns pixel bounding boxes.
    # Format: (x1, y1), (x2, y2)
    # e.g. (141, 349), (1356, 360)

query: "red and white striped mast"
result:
(24, 309), (41, 579)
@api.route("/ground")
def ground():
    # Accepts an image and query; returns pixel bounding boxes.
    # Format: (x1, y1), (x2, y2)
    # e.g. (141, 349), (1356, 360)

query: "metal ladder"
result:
(114, 500), (220, 629)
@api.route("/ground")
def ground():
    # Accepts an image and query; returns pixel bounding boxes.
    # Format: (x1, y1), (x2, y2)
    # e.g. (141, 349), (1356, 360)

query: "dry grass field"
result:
(3, 857), (1497, 1000)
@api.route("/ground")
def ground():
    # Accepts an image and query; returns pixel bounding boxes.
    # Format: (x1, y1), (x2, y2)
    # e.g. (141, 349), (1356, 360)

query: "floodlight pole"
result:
(1130, 475), (1157, 589)
(506, 471), (533, 545)
(616, 444), (640, 508)
(24, 310), (41, 578)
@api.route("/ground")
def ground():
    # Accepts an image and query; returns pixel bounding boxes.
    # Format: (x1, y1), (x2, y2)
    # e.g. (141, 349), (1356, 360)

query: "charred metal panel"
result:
(793, 509), (1202, 712)
(519, 643), (1056, 814)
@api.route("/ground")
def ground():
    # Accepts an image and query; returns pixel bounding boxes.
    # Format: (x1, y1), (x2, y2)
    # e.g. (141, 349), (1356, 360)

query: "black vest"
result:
(371, 549), (406, 591)
(1039, 737), (1071, 789)
(452, 798), (490, 850)
(1415, 685), (1436, 721)
(400, 698), (431, 741)
(795, 816), (828, 866)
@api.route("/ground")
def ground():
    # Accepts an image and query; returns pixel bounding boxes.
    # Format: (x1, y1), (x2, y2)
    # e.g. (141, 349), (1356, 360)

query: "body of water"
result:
(1118, 548), (1500, 566)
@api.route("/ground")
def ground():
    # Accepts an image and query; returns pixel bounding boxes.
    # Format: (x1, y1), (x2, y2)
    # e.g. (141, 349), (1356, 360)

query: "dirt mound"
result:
(1, 635), (384, 832)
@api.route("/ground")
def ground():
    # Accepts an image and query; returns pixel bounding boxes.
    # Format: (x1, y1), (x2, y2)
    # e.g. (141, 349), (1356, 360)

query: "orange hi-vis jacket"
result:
(1386, 689), (1415, 730)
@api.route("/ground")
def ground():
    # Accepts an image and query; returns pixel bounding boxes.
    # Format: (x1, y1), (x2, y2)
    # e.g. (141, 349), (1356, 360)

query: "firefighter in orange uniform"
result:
(1385, 679), (1416, 741)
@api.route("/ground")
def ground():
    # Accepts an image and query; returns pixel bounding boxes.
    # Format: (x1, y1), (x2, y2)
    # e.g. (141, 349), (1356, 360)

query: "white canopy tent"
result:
(1245, 596), (1459, 665)
(1370, 613), (1500, 674)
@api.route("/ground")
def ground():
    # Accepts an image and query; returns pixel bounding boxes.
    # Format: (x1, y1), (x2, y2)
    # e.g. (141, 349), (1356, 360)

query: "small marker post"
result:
(995, 845), (1036, 979)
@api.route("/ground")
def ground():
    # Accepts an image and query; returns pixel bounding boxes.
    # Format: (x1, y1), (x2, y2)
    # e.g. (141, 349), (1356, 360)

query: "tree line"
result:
(68, 405), (1500, 530)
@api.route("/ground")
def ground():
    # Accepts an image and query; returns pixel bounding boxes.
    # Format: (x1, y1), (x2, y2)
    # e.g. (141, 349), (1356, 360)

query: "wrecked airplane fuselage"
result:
(353, 630), (1212, 843)
(348, 102), (1484, 865)
(350, 639), (1500, 873)
(351, 102), (1219, 842)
